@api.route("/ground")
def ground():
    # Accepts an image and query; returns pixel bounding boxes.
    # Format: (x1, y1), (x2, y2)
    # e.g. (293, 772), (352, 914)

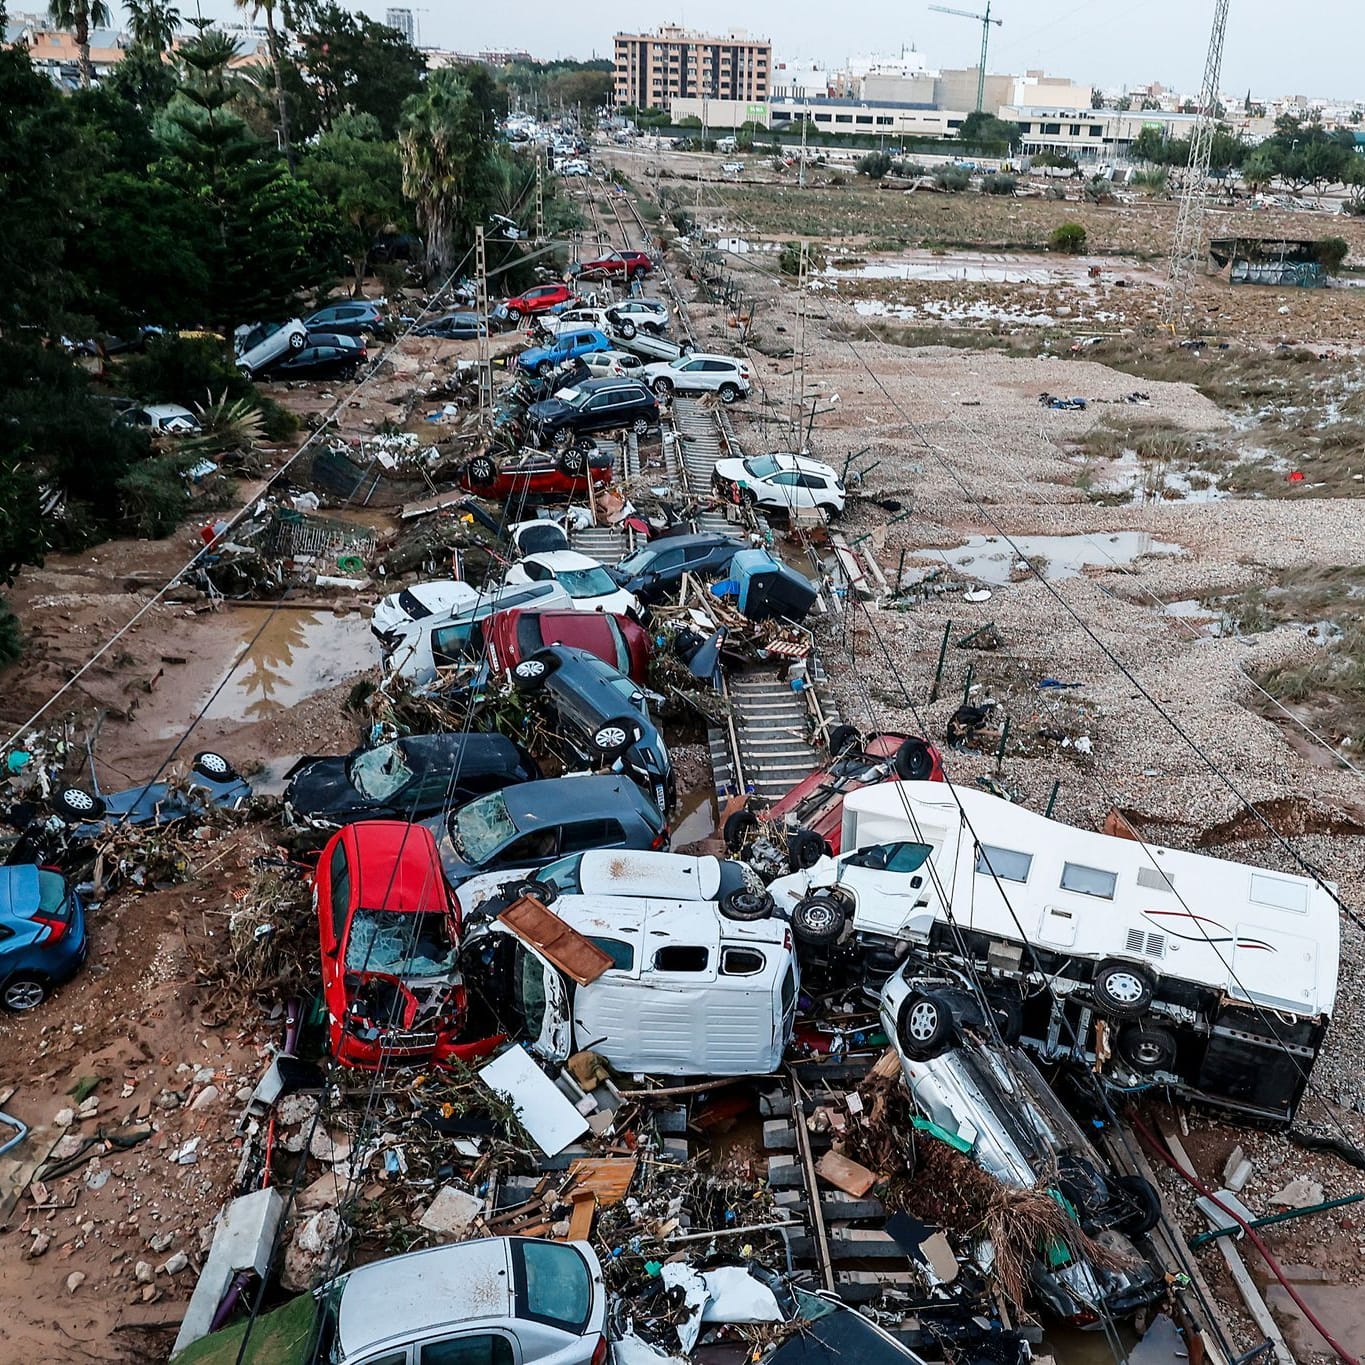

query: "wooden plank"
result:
(566, 1157), (637, 1207)
(1212, 1238), (1295, 1365)
(562, 1191), (596, 1241)
(789, 1075), (835, 1292)
(498, 898), (612, 985)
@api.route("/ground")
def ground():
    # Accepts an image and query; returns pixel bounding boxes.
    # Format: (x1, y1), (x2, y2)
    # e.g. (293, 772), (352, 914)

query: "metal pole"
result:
(799, 112), (808, 188)
(1044, 779), (1061, 817)
(976, 1), (991, 113)
(929, 621), (952, 703)
(1189, 1193), (1365, 1249)
(474, 225), (490, 419)
(960, 663), (974, 705)
(534, 148), (545, 246)
(994, 715), (1010, 770)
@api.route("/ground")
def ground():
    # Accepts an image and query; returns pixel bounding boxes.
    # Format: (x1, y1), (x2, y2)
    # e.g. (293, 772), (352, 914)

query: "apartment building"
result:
(614, 25), (771, 110)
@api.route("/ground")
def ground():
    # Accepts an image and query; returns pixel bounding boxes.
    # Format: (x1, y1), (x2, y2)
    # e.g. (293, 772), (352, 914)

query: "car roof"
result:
(336, 1238), (514, 1356)
(577, 376), (649, 393)
(521, 550), (604, 572)
(0, 865), (41, 921)
(574, 850), (724, 899)
(749, 452), (837, 476)
(142, 404), (197, 420)
(686, 353), (741, 363)
(336, 821), (447, 910)
(501, 775), (660, 826)
(643, 531), (742, 552)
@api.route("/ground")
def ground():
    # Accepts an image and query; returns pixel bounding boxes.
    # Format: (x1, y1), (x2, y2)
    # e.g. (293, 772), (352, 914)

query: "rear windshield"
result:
(510, 1240), (593, 1331)
(36, 871), (69, 916)
(397, 588), (433, 621)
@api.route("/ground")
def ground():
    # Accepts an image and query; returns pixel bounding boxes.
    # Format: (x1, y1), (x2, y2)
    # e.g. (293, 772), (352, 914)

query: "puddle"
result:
(178, 608), (376, 731)
(917, 532), (1183, 585)
(671, 786), (718, 848)
(1163, 599), (1225, 637)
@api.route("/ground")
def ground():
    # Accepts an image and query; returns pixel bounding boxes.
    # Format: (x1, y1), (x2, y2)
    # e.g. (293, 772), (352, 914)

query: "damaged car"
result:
(0, 865), (87, 1012)
(483, 607), (651, 686)
(458, 446), (617, 500)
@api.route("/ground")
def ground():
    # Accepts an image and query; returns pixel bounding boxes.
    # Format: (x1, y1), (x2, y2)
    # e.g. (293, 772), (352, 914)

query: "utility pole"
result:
(534, 148), (545, 246)
(474, 225), (491, 419)
(1165, 0), (1232, 330)
(929, 3), (1003, 113)
(798, 112), (808, 188)
(790, 242), (809, 441)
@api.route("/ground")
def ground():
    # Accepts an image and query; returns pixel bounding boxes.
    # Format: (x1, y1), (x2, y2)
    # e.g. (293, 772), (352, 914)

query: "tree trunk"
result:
(77, 17), (91, 88)
(264, 9), (294, 170)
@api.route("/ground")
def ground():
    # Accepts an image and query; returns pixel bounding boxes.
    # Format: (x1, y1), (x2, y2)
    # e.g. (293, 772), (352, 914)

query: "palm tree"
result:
(47, 0), (111, 88)
(232, 0), (292, 167)
(125, 0), (180, 53)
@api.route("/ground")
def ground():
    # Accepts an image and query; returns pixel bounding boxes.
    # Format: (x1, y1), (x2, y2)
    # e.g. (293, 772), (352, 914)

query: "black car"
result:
(510, 645), (675, 814)
(264, 343), (365, 380)
(607, 531), (747, 604)
(527, 377), (658, 450)
(283, 734), (539, 833)
(432, 775), (668, 886)
(414, 312), (488, 340)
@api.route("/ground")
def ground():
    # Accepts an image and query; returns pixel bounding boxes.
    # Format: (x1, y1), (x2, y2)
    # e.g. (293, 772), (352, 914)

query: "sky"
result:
(163, 0), (1360, 103)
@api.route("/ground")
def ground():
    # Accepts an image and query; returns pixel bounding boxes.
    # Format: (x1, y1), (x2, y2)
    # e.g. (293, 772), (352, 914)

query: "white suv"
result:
(643, 353), (752, 404)
(712, 452), (846, 516)
(234, 318), (307, 375)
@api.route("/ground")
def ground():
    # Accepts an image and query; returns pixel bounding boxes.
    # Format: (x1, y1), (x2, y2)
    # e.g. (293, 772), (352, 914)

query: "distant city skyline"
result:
(139, 0), (1363, 105)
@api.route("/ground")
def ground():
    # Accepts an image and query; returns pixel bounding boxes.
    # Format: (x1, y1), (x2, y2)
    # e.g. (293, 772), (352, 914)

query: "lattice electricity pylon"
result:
(1164, 0), (1232, 331)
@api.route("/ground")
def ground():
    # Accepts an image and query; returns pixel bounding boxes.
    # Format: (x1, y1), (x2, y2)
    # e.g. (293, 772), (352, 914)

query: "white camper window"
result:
(1249, 875), (1308, 913)
(975, 845), (1033, 883)
(1060, 863), (1118, 899)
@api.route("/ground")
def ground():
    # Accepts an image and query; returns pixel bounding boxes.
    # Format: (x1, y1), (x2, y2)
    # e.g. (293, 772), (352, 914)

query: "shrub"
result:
(117, 454), (194, 538)
(856, 151), (893, 180)
(1314, 236), (1350, 274)
(0, 600), (20, 666)
(982, 173), (1018, 195)
(891, 159), (926, 178)
(1083, 176), (1116, 203)
(778, 241), (827, 276)
(1049, 222), (1088, 253)
(1131, 167), (1169, 192)
(934, 167), (971, 192)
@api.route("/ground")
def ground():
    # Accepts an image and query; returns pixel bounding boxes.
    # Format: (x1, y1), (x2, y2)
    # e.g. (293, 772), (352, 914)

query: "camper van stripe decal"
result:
(1140, 908), (1277, 954)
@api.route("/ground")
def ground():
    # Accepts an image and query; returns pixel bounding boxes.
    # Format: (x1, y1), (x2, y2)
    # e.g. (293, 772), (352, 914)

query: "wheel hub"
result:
(1107, 972), (1145, 1004)
(907, 1000), (939, 1041)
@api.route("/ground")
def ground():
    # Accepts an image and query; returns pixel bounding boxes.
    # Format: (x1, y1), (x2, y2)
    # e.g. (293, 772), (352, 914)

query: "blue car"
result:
(516, 328), (614, 376)
(0, 866), (87, 1012)
(303, 301), (388, 337)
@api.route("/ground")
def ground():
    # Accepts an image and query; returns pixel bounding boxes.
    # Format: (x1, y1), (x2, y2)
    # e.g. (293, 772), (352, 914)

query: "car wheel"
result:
(828, 724), (861, 757)
(652, 378), (673, 398)
(1093, 959), (1157, 1017)
(512, 656), (551, 690)
(592, 716), (641, 760)
(897, 990), (957, 1060)
(986, 994), (1024, 1045)
(720, 886), (774, 921)
(718, 383), (740, 404)
(1118, 1022), (1177, 1074)
(466, 455), (498, 489)
(619, 319), (638, 339)
(791, 893), (847, 947)
(53, 787), (106, 822)
(558, 446), (588, 477)
(818, 502), (842, 521)
(631, 266), (648, 280)
(1113, 1175), (1163, 1236)
(505, 305), (522, 321)
(893, 738), (936, 782)
(500, 877), (558, 906)
(631, 415), (650, 436)
(191, 751), (236, 781)
(786, 827), (827, 872)
(739, 487), (758, 509)
(552, 426), (575, 452)
(2, 974), (48, 1012)
(722, 808), (759, 852)
(680, 341), (695, 357)
(537, 360), (553, 377)
(288, 330), (306, 351)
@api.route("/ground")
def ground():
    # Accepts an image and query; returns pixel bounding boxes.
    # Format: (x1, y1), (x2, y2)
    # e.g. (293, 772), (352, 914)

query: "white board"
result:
(478, 1047), (589, 1157)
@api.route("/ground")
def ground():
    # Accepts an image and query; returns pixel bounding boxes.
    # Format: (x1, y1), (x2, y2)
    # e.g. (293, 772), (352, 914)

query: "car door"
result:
(764, 470), (807, 509)
(319, 839), (352, 1004)
(840, 841), (935, 935)
(674, 358), (709, 391)
(414, 1331), (517, 1365)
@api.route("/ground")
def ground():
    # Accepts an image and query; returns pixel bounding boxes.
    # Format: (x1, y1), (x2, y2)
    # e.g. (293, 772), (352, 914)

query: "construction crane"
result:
(928, 2), (1002, 113)
(1165, 0), (1232, 330)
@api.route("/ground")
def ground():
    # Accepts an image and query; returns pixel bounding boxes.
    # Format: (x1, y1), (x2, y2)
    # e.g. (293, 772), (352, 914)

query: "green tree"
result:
(47, 0), (110, 89)
(125, 0), (180, 52)
(1131, 126), (1168, 164)
(1241, 145), (1279, 193)
(103, 42), (179, 111)
(233, 0), (293, 166)
(1049, 222), (1087, 254)
(958, 111), (1021, 148)
(856, 150), (892, 179)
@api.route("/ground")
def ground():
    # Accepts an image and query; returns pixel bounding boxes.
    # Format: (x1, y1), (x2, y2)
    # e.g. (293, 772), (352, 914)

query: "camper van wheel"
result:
(1118, 1022), (1176, 1075)
(53, 788), (107, 822)
(720, 887), (774, 921)
(786, 828), (827, 872)
(1092, 959), (1156, 1017)
(892, 738), (936, 782)
(898, 990), (956, 1060)
(191, 751), (235, 781)
(722, 808), (759, 852)
(500, 878), (557, 907)
(827, 724), (861, 757)
(791, 893), (847, 947)
(1113, 1175), (1162, 1236)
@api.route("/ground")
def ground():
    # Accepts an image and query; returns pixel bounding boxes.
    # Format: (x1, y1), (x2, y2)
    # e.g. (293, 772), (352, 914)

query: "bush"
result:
(1049, 222), (1088, 254)
(1131, 167), (1169, 193)
(1032, 150), (1078, 171)
(982, 173), (1017, 195)
(117, 454), (194, 538)
(0, 600), (20, 667)
(891, 159), (926, 178)
(778, 241), (827, 276)
(934, 167), (971, 192)
(856, 151), (893, 180)
(1313, 236), (1350, 274)
(1083, 176), (1115, 203)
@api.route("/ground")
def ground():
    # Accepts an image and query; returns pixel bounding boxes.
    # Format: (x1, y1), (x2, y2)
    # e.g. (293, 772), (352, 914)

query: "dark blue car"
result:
(303, 301), (388, 337)
(0, 866), (87, 1012)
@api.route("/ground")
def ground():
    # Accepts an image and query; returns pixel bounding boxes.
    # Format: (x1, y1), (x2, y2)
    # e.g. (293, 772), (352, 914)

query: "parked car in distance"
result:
(484, 607), (651, 686)
(560, 159), (591, 176)
(0, 865), (87, 1012)
(579, 349), (645, 380)
(605, 298), (670, 337)
(528, 377), (658, 449)
(644, 353), (751, 403)
(264, 342), (366, 381)
(118, 403), (201, 435)
(713, 452), (846, 517)
(433, 775), (668, 885)
(303, 300), (387, 337)
(488, 213), (523, 241)
(302, 331), (366, 354)
(459, 446), (617, 499)
(503, 283), (573, 320)
(504, 550), (641, 617)
(517, 328), (614, 376)
(576, 250), (652, 280)
(234, 318), (307, 375)
(283, 733), (539, 833)
(372, 580), (480, 647)
(413, 311), (488, 339)
(511, 644), (674, 814)
(607, 531), (748, 603)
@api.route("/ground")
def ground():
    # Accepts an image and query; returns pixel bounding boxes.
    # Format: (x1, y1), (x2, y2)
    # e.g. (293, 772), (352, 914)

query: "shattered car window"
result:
(556, 566), (618, 598)
(348, 743), (414, 802)
(514, 944), (549, 1035)
(453, 791), (516, 863)
(344, 909), (456, 977)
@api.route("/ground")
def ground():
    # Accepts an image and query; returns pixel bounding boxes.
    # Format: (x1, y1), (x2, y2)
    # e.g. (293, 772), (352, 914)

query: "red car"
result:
(314, 821), (498, 1069)
(724, 729), (945, 869)
(459, 446), (615, 499)
(577, 251), (652, 280)
(502, 283), (573, 320)
(484, 607), (651, 685)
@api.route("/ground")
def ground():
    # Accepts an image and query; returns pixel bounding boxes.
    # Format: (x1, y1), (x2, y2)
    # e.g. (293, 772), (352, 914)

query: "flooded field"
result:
(917, 531), (1184, 585)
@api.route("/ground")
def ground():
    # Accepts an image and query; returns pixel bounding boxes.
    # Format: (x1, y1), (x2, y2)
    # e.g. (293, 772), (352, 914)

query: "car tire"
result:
(512, 656), (552, 690)
(191, 751), (236, 781)
(618, 319), (638, 339)
(53, 788), (106, 822)
(786, 827), (827, 872)
(505, 306), (522, 321)
(720, 886), (775, 921)
(680, 341), (695, 357)
(718, 383), (740, 405)
(1093, 959), (1157, 1017)
(828, 724), (861, 757)
(791, 893), (847, 947)
(818, 502), (842, 521)
(652, 378), (674, 398)
(1118, 1022), (1177, 1074)
(537, 360), (553, 377)
(500, 877), (558, 906)
(893, 738), (936, 782)
(1, 974), (48, 1012)
(592, 715), (641, 760)
(466, 455), (498, 489)
(739, 487), (758, 509)
(897, 990), (957, 1060)
(288, 330), (306, 352)
(1113, 1175), (1163, 1236)
(631, 266), (648, 280)
(558, 446), (588, 477)
(631, 415), (650, 437)
(722, 808), (759, 852)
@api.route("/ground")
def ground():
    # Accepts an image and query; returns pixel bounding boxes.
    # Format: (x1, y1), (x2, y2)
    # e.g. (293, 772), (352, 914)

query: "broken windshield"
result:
(348, 743), (413, 802)
(452, 791), (516, 863)
(344, 908), (456, 977)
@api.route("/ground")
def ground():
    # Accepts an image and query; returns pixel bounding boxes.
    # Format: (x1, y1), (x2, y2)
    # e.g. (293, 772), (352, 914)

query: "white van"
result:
(466, 893), (799, 1076)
